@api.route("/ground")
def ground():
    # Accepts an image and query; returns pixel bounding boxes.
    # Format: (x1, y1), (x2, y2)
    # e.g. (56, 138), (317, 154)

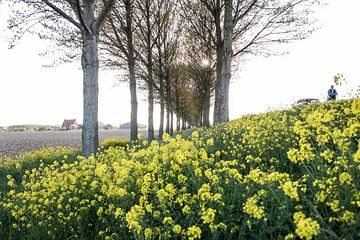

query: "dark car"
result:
(293, 98), (320, 107)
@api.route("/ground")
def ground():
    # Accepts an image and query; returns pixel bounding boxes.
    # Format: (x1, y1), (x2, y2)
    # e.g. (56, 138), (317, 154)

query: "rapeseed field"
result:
(1, 98), (359, 239)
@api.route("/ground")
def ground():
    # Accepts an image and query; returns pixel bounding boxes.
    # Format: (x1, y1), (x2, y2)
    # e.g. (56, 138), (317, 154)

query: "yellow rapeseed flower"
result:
(201, 208), (216, 224)
(280, 181), (299, 201)
(182, 205), (191, 215)
(243, 191), (266, 220)
(351, 97), (360, 114)
(163, 216), (173, 225)
(187, 225), (201, 239)
(144, 228), (153, 239)
(339, 172), (353, 185)
(206, 138), (214, 146)
(295, 217), (320, 240)
(172, 224), (182, 234)
(285, 233), (295, 240)
(191, 131), (199, 140)
(340, 210), (356, 224)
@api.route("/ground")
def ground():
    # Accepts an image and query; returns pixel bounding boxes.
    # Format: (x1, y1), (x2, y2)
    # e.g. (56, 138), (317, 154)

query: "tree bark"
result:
(148, 74), (155, 142)
(159, 71), (165, 140)
(214, 0), (232, 123)
(165, 70), (171, 134)
(144, 0), (155, 142)
(176, 106), (180, 132)
(147, 55), (155, 142)
(203, 82), (211, 128)
(181, 112), (186, 130)
(81, 32), (99, 157)
(170, 107), (174, 135)
(125, 0), (138, 147)
(166, 105), (170, 134)
(176, 115), (180, 131)
(219, 0), (232, 122)
(175, 87), (181, 131)
(213, 3), (224, 124)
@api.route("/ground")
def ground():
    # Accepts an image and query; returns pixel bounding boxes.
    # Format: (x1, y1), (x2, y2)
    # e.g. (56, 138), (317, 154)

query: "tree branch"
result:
(75, 0), (92, 33)
(95, 0), (117, 31)
(42, 0), (81, 30)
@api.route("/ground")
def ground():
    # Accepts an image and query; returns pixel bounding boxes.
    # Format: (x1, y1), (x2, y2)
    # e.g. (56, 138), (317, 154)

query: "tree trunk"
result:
(159, 76), (164, 140)
(176, 116), (180, 131)
(213, 4), (224, 124)
(181, 112), (186, 130)
(145, 0), (154, 142)
(219, 0), (232, 123)
(157, 39), (164, 139)
(148, 77), (155, 142)
(147, 58), (155, 142)
(165, 105), (169, 133)
(203, 83), (211, 128)
(165, 71), (171, 134)
(126, 1), (138, 147)
(81, 32), (99, 157)
(165, 106), (170, 134)
(214, 0), (232, 123)
(170, 105), (174, 135)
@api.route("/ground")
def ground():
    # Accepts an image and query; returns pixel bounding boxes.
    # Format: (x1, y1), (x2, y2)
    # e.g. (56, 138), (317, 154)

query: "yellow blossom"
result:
(163, 216), (173, 225)
(295, 217), (320, 240)
(280, 181), (299, 201)
(206, 138), (214, 146)
(144, 228), (153, 239)
(243, 191), (266, 220)
(187, 226), (201, 239)
(172, 224), (182, 234)
(339, 172), (353, 185)
(201, 208), (216, 224)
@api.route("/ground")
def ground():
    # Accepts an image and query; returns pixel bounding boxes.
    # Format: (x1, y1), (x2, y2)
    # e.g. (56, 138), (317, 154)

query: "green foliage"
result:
(100, 138), (130, 150)
(332, 73), (360, 98)
(5, 125), (61, 132)
(333, 73), (345, 86)
(176, 128), (198, 140)
(0, 98), (359, 239)
(0, 147), (80, 194)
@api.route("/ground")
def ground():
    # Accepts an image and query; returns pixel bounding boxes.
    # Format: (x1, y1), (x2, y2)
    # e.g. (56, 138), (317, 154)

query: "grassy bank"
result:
(0, 99), (359, 239)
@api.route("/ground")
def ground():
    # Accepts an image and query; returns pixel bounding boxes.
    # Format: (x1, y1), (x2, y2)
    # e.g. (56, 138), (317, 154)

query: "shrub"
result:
(100, 138), (130, 150)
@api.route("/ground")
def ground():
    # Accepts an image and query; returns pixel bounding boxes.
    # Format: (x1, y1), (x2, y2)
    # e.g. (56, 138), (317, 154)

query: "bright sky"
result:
(0, 0), (359, 127)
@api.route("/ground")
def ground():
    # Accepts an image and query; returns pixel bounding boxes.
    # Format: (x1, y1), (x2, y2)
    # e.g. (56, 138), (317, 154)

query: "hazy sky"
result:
(0, 0), (359, 127)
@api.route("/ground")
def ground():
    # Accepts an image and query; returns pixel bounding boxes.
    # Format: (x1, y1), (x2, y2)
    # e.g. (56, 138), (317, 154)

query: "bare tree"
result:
(8, 0), (116, 157)
(172, 64), (185, 131)
(161, 30), (179, 135)
(101, 0), (139, 146)
(133, 0), (177, 141)
(133, 0), (158, 142)
(183, 0), (320, 124)
(153, 6), (178, 138)
(180, 2), (216, 128)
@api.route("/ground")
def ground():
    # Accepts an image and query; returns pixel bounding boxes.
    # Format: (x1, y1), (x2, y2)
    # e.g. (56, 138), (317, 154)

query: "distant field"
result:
(0, 129), (148, 158)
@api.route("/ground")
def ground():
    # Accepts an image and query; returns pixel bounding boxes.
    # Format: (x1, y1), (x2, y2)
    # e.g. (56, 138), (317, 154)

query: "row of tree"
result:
(7, 0), (320, 156)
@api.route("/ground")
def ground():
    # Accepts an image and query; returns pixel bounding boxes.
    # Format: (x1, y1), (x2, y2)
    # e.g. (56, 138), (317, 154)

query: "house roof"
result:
(63, 119), (77, 126)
